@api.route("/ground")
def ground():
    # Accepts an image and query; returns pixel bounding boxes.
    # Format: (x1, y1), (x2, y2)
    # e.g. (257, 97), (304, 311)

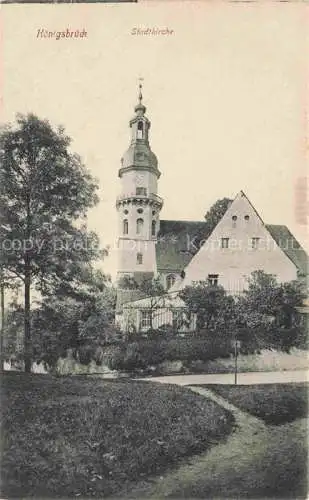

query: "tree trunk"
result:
(0, 282), (4, 372)
(24, 267), (31, 373)
(24, 191), (32, 373)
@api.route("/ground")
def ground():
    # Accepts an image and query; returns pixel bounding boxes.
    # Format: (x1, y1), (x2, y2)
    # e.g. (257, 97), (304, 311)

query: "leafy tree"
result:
(193, 197), (233, 252)
(0, 267), (22, 371)
(31, 272), (116, 369)
(0, 114), (102, 371)
(240, 270), (305, 324)
(2, 303), (24, 364)
(139, 276), (165, 297)
(180, 283), (236, 332)
(78, 286), (117, 344)
(204, 197), (232, 235)
(117, 275), (139, 290)
(237, 270), (307, 350)
(234, 271), (279, 335)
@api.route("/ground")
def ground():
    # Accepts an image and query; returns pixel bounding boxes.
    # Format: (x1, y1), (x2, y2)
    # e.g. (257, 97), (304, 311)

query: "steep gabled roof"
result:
(265, 224), (308, 276)
(156, 192), (309, 277)
(156, 220), (207, 272)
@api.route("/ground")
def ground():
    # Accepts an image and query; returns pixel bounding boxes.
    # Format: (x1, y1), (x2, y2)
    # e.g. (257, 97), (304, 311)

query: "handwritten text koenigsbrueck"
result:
(37, 28), (87, 40)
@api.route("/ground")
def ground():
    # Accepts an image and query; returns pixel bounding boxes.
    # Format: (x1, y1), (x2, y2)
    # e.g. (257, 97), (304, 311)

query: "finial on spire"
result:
(134, 77), (146, 115)
(138, 77), (144, 105)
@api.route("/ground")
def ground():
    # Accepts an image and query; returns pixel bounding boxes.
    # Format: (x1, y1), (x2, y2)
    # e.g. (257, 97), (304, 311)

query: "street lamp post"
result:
(234, 337), (238, 385)
(232, 336), (241, 385)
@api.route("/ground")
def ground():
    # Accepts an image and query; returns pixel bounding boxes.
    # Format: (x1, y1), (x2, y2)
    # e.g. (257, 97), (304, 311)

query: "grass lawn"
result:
(141, 383), (308, 499)
(159, 417), (308, 500)
(1, 372), (234, 498)
(205, 382), (308, 424)
(175, 383), (308, 498)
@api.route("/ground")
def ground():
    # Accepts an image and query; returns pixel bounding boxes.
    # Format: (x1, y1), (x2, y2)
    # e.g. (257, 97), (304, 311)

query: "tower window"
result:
(124, 209), (128, 215)
(244, 215), (250, 221)
(123, 219), (128, 235)
(137, 121), (144, 139)
(151, 220), (156, 236)
(136, 218), (144, 235)
(137, 253), (143, 265)
(251, 237), (260, 249)
(221, 238), (229, 249)
(137, 208), (143, 214)
(208, 274), (219, 286)
(136, 187), (147, 196)
(166, 274), (176, 290)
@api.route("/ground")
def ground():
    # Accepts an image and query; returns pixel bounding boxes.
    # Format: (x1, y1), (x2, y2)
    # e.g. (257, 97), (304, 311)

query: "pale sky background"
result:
(2, 2), (308, 280)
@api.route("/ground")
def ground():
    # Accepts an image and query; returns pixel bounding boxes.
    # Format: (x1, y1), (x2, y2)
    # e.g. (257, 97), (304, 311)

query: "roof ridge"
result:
(160, 219), (205, 223)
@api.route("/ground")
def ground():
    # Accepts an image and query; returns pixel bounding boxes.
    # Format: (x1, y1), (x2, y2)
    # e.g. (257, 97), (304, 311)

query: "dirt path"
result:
(139, 369), (309, 386)
(118, 386), (307, 499)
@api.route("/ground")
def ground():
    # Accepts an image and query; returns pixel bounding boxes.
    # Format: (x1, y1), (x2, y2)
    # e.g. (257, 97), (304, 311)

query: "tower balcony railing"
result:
(116, 192), (163, 206)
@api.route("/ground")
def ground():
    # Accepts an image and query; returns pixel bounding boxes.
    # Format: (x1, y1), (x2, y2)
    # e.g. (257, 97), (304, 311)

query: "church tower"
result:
(116, 85), (163, 283)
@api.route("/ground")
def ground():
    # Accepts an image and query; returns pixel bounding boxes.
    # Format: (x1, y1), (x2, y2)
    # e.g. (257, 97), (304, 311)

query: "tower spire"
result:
(138, 77), (144, 102)
(138, 82), (143, 105)
(135, 78), (146, 116)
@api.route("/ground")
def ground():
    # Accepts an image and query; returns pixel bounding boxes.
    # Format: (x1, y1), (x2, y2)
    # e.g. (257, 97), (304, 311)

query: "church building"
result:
(115, 88), (308, 333)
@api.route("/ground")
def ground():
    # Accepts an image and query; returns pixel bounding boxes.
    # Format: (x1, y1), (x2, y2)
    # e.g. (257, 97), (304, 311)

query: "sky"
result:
(2, 2), (308, 279)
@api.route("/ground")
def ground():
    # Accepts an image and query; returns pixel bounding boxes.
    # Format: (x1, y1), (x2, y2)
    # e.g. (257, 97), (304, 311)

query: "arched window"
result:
(136, 218), (144, 235)
(137, 121), (144, 139)
(151, 220), (156, 236)
(137, 253), (143, 265)
(123, 219), (128, 235)
(166, 274), (176, 290)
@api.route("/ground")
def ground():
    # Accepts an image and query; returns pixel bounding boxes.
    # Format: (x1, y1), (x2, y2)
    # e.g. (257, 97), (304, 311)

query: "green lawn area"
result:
(140, 383), (308, 499)
(206, 383), (308, 425)
(1, 373), (234, 498)
(160, 417), (308, 500)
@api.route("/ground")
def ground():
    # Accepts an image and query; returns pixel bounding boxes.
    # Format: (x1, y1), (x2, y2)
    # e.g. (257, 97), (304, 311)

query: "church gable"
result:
(179, 191), (299, 292)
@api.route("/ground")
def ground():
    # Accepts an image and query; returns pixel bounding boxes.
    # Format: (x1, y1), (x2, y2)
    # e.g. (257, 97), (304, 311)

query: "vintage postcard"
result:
(1, 2), (308, 499)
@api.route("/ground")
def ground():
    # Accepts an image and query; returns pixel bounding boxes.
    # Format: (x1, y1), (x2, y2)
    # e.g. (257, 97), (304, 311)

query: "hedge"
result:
(99, 327), (306, 373)
(103, 334), (233, 372)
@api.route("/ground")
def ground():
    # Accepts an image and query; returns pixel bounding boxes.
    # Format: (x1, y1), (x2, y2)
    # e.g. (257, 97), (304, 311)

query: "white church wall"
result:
(180, 192), (297, 293)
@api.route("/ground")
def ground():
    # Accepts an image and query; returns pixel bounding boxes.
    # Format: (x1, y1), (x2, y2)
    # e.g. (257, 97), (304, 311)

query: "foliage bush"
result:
(179, 271), (307, 354)
(105, 334), (233, 372)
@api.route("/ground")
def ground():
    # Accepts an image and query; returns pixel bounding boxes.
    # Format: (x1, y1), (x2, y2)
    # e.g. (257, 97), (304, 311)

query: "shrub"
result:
(102, 345), (125, 371)
(104, 335), (232, 372)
